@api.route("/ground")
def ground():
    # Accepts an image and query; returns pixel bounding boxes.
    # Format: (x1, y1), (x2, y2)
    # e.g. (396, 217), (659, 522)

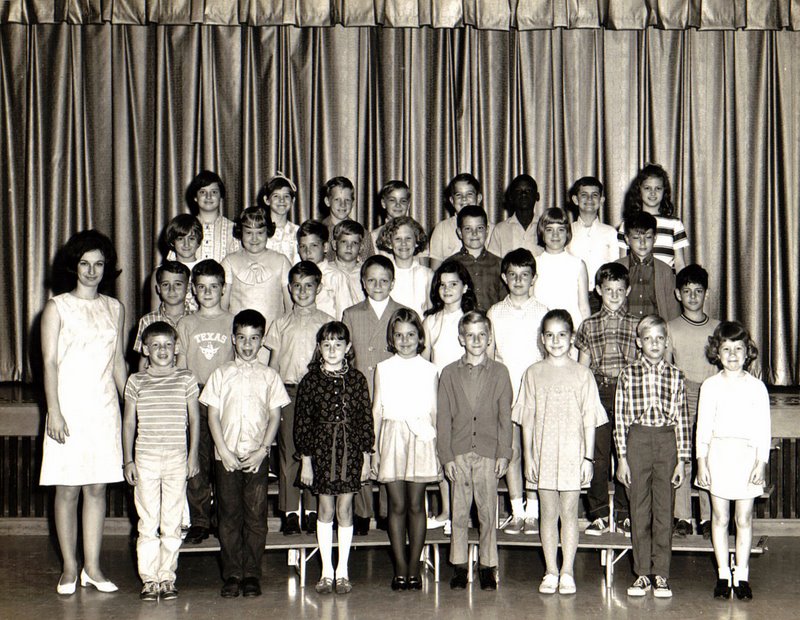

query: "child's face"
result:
(438, 272), (467, 307)
(174, 231), (201, 261)
(718, 338), (746, 374)
(392, 321), (420, 359)
(382, 188), (411, 219)
(319, 338), (351, 370)
(450, 181), (482, 213)
(457, 216), (488, 252)
(572, 185), (604, 219)
(326, 187), (354, 221)
(193, 275), (224, 309)
(334, 233), (362, 265)
(267, 187), (294, 218)
(143, 334), (177, 369)
(241, 224), (268, 254)
(76, 249), (106, 289)
(625, 229), (655, 260)
(541, 318), (572, 359)
(234, 325), (264, 362)
(542, 221), (568, 252)
(156, 272), (189, 307)
(636, 325), (668, 364)
(640, 176), (664, 212)
(195, 183), (222, 214)
(362, 265), (394, 302)
(289, 275), (320, 308)
(675, 283), (707, 314)
(458, 321), (491, 358)
(596, 279), (630, 314)
(298, 234), (326, 264)
(501, 265), (535, 299)
(390, 224), (417, 262)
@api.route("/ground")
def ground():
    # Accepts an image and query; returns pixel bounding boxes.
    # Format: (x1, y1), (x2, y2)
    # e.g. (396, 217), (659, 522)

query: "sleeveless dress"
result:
(533, 251), (587, 329)
(40, 293), (124, 485)
(424, 310), (463, 372)
(375, 355), (441, 483)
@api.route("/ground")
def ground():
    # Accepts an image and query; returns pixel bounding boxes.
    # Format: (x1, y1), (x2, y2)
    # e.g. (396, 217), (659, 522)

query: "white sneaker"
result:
(558, 574), (576, 595)
(538, 573), (559, 594)
(653, 575), (672, 598)
(627, 575), (651, 597)
(427, 516), (449, 529)
(503, 516), (525, 535)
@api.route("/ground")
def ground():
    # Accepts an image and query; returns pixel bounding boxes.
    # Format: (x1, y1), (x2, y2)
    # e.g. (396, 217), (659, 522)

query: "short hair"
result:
(376, 215), (428, 255)
(61, 229), (120, 288)
(186, 170), (225, 215)
(446, 173), (482, 201)
(386, 307), (426, 355)
(505, 174), (539, 210)
(332, 219), (365, 241)
(297, 219), (329, 244)
(636, 314), (667, 338)
(192, 259), (225, 283)
(570, 176), (604, 197)
(256, 173), (297, 208)
(289, 260), (322, 285)
(624, 211), (658, 236)
(166, 214), (203, 248)
(426, 260), (477, 317)
(458, 310), (492, 336)
(380, 180), (410, 201)
(313, 321), (356, 364)
(537, 207), (573, 247)
(541, 309), (574, 335)
(705, 320), (758, 369)
(234, 205), (276, 239)
(456, 205), (489, 229)
(676, 264), (709, 290)
(500, 248), (536, 275)
(325, 176), (355, 197)
(141, 321), (177, 346)
(595, 262), (630, 288)
(233, 309), (266, 335)
(155, 260), (191, 284)
(361, 254), (395, 280)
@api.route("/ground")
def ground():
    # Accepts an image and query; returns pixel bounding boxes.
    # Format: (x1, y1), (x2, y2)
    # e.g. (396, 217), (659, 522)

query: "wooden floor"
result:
(1, 532), (797, 620)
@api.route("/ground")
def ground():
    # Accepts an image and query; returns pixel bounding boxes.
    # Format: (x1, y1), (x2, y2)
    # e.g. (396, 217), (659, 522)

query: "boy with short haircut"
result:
(152, 215), (204, 312)
(614, 315), (690, 599)
(667, 264), (719, 538)
(123, 321), (200, 602)
(202, 310), (290, 598)
(487, 248), (548, 535)
(438, 311), (513, 591)
(566, 177), (619, 314)
(487, 174), (545, 259)
(342, 255), (408, 534)
(322, 176), (375, 262)
(429, 173), (488, 269)
(296, 219), (351, 320)
(445, 205), (504, 311)
(616, 212), (680, 321)
(176, 259), (235, 545)
(329, 219), (370, 309)
(265, 261), (334, 535)
(136, 261), (192, 370)
(372, 180), (412, 254)
(574, 262), (638, 536)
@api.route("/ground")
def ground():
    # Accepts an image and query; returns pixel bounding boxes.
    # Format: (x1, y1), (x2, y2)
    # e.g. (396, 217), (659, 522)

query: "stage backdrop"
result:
(1, 1), (798, 384)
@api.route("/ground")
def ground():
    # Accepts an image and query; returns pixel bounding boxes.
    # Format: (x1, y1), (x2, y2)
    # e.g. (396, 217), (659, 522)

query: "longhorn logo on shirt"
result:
(199, 343), (220, 360)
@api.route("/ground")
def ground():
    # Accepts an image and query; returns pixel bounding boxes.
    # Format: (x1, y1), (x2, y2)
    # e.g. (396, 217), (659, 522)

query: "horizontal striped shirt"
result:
(124, 368), (199, 455)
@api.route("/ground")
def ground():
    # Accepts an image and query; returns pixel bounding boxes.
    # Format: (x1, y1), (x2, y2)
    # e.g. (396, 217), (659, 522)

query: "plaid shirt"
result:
(133, 305), (186, 353)
(574, 307), (639, 380)
(613, 357), (690, 460)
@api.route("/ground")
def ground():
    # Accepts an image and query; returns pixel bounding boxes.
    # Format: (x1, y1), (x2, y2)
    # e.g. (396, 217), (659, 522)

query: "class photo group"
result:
(41, 164), (770, 604)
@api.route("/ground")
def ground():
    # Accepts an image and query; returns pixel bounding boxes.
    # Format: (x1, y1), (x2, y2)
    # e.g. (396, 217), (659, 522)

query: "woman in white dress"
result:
(41, 230), (127, 595)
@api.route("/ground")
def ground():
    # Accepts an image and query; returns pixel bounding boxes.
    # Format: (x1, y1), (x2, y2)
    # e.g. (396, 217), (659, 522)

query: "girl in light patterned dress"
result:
(257, 172), (300, 264)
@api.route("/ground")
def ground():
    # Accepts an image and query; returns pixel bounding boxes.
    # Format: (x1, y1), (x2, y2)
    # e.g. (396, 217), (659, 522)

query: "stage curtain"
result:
(1, 24), (798, 384)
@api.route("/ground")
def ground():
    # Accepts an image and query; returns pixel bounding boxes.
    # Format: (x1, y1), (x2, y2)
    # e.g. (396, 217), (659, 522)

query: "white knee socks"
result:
(733, 565), (749, 585)
(336, 525), (353, 579)
(317, 520), (334, 579)
(718, 566), (732, 583)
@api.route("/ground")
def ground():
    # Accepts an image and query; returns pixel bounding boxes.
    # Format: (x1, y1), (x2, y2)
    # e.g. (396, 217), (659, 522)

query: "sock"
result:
(525, 495), (539, 519)
(733, 565), (748, 585)
(336, 525), (354, 579)
(510, 498), (525, 519)
(317, 520), (334, 579)
(718, 566), (732, 583)
(305, 509), (316, 516)
(286, 510), (300, 517)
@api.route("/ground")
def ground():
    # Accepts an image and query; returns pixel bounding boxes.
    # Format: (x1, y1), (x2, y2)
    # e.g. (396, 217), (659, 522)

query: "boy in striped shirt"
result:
(123, 321), (200, 602)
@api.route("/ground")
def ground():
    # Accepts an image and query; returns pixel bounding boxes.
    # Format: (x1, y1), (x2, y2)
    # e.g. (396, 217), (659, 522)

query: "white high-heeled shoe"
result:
(80, 569), (118, 593)
(56, 575), (77, 595)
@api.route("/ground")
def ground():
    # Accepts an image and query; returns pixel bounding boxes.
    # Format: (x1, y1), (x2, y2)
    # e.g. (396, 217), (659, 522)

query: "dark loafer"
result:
(734, 581), (753, 600)
(241, 577), (261, 597)
(407, 575), (422, 590)
(220, 577), (240, 598)
(450, 567), (468, 590)
(713, 579), (731, 599)
(478, 566), (497, 590)
(185, 525), (209, 545)
(391, 576), (407, 591)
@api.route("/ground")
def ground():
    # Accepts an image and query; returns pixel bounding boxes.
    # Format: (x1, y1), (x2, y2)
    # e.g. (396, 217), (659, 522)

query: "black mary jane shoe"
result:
(734, 581), (753, 600)
(407, 575), (422, 590)
(713, 579), (731, 599)
(391, 576), (408, 591)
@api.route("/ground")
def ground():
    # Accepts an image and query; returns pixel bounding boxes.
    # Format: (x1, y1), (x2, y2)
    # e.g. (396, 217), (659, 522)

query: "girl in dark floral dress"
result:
(295, 321), (374, 595)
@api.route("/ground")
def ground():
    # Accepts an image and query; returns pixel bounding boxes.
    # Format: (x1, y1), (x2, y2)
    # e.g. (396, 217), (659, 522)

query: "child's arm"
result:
(371, 367), (384, 475)
(280, 258), (293, 313)
(614, 370), (632, 487)
(149, 270), (160, 312)
(41, 301), (68, 443)
(112, 304), (128, 398)
(435, 370), (458, 481)
(578, 350), (591, 367)
(577, 261), (591, 321)
(495, 370), (513, 479)
(122, 394), (138, 485)
(581, 417), (595, 488)
(207, 405), (239, 472)
(186, 388), (200, 478)
(673, 248), (687, 274)
(175, 321), (188, 369)
(749, 380), (771, 486)
(421, 316), (433, 362)
(221, 283), (232, 311)
(240, 406), (280, 473)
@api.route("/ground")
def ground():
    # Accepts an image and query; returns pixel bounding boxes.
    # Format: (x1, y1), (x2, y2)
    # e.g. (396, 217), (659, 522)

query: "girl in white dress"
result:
(696, 321), (770, 601)
(376, 216), (433, 318)
(40, 230), (127, 595)
(371, 308), (440, 590)
(257, 173), (300, 264)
